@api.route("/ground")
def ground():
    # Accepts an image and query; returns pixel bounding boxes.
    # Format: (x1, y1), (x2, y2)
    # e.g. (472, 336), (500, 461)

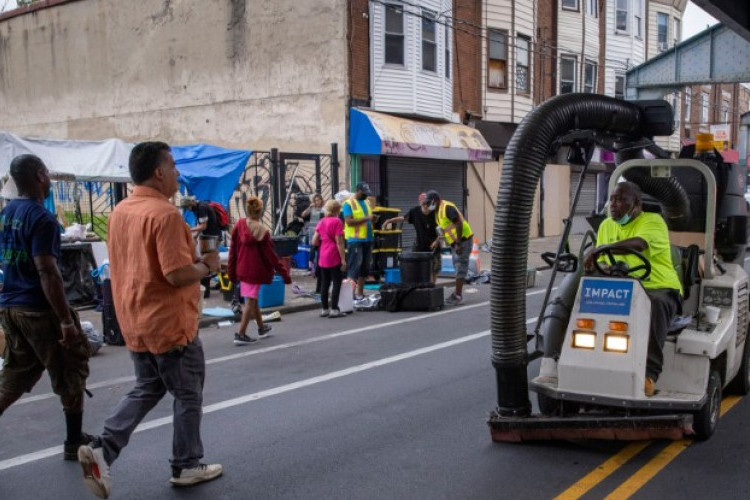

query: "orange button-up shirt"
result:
(108, 185), (199, 354)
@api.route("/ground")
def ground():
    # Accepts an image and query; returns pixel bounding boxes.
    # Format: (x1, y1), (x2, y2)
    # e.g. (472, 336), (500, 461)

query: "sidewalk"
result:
(78, 238), (561, 332)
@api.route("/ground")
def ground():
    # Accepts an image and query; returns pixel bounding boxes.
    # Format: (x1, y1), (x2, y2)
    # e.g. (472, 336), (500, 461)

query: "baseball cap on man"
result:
(424, 190), (440, 204)
(355, 182), (372, 196)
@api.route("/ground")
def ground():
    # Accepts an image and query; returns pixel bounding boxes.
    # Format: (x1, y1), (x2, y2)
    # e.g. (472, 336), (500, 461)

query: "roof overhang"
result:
(349, 108), (492, 162)
(692, 0), (750, 43)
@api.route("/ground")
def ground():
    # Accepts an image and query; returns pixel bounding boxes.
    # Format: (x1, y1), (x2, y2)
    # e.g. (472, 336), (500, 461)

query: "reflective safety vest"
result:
(437, 201), (472, 245)
(344, 198), (372, 240)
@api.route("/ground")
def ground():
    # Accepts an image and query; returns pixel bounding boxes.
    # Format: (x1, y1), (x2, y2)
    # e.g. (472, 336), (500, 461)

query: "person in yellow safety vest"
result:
(425, 190), (473, 306)
(342, 182), (375, 299)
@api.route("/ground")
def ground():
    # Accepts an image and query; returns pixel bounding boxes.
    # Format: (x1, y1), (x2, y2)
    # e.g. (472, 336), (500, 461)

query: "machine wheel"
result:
(693, 370), (722, 440)
(537, 393), (580, 416)
(728, 334), (750, 395)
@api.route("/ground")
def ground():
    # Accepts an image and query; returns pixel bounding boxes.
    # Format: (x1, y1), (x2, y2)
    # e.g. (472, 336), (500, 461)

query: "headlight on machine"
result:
(604, 333), (629, 353)
(572, 330), (596, 349)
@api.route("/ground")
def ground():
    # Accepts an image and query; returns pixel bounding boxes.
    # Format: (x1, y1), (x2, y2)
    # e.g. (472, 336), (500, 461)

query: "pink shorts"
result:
(240, 282), (261, 299)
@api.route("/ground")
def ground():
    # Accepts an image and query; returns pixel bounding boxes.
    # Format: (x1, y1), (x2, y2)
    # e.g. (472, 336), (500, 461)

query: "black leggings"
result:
(320, 265), (343, 310)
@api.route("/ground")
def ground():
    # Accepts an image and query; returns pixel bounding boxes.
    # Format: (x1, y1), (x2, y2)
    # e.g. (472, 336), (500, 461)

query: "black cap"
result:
(355, 182), (372, 196)
(425, 190), (440, 204)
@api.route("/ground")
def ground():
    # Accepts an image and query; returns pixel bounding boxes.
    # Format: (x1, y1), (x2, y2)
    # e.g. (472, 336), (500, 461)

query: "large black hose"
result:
(615, 148), (692, 226)
(491, 94), (646, 416)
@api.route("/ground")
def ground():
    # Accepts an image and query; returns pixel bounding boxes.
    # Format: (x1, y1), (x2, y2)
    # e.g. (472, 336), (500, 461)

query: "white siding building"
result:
(370, 0), (454, 121)
(482, 0), (536, 123)
(604, 0), (646, 98)
(558, 0), (601, 95)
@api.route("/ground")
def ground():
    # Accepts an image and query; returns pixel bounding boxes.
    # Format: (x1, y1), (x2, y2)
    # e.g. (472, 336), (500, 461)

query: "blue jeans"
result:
(99, 336), (205, 469)
(346, 241), (372, 281)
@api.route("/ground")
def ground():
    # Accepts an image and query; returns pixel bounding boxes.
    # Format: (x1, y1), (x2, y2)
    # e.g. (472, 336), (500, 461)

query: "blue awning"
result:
(349, 108), (492, 162)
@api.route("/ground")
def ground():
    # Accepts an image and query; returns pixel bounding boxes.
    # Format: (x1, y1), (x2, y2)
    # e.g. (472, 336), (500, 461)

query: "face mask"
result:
(615, 212), (631, 226)
(427, 203), (436, 212)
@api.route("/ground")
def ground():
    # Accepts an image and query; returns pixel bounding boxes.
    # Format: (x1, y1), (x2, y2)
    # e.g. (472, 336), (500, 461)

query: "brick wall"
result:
(349, 0), (370, 105)
(535, 0), (557, 104)
(453, 0), (482, 119)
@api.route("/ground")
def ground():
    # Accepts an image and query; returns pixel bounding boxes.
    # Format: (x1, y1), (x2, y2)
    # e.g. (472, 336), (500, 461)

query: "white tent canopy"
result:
(0, 131), (133, 182)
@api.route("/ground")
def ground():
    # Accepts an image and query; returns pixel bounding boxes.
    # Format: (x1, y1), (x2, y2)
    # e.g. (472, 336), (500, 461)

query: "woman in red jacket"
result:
(228, 196), (292, 345)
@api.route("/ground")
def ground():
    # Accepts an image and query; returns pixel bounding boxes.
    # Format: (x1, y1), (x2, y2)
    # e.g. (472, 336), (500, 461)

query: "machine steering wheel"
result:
(592, 246), (652, 281)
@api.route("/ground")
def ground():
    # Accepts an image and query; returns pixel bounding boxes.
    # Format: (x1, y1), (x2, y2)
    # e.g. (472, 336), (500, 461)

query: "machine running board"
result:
(488, 412), (694, 442)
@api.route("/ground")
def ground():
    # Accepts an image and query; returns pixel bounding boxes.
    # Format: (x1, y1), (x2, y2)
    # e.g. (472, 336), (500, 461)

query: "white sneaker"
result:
(78, 444), (111, 499)
(320, 309), (330, 317)
(536, 357), (558, 385)
(445, 292), (463, 306)
(170, 463), (223, 487)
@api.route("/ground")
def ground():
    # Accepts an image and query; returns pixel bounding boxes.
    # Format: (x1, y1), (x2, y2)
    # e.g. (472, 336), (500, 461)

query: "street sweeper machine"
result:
(486, 94), (750, 442)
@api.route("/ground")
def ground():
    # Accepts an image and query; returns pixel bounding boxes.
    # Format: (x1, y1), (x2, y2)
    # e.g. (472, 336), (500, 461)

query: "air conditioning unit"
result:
(658, 41), (669, 52)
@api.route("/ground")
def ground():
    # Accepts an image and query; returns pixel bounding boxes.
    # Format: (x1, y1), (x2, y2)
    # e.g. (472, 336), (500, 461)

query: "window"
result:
(722, 100), (730, 123)
(445, 23), (451, 79)
(615, 75), (625, 99)
(586, 0), (597, 17)
(672, 93), (681, 129)
(616, 0), (629, 32)
(488, 30), (508, 89)
(516, 36), (530, 94)
(584, 61), (597, 93)
(634, 0), (642, 37)
(560, 56), (577, 94)
(562, 0), (579, 10)
(701, 92), (709, 124)
(673, 18), (681, 45)
(685, 87), (692, 126)
(384, 4), (404, 65)
(657, 13), (669, 51)
(422, 9), (437, 72)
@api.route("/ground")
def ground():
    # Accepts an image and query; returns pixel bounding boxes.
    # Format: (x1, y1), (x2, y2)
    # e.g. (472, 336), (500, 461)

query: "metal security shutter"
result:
(385, 158), (466, 251)
(569, 169), (598, 215)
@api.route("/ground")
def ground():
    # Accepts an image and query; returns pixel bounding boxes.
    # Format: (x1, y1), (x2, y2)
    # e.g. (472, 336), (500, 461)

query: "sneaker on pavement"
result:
(258, 324), (273, 338)
(170, 463), (223, 487)
(78, 444), (111, 499)
(328, 309), (343, 318)
(354, 294), (365, 301)
(445, 293), (463, 306)
(64, 432), (94, 461)
(233, 332), (258, 346)
(320, 309), (330, 317)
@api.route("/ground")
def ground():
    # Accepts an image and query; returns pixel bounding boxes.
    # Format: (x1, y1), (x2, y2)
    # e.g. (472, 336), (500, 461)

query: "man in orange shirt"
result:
(77, 142), (222, 499)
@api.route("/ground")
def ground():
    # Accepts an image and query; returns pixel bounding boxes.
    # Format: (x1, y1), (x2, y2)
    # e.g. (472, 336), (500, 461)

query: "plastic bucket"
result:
(399, 251), (433, 285)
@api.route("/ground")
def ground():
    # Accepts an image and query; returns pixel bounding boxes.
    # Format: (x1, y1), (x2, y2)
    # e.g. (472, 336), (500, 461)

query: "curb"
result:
(197, 279), (460, 329)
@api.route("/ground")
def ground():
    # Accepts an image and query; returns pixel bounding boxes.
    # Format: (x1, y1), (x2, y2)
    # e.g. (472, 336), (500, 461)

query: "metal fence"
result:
(54, 145), (341, 241)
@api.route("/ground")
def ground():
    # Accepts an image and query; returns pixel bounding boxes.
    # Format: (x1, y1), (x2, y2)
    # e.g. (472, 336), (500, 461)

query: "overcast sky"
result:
(682, 1), (719, 39)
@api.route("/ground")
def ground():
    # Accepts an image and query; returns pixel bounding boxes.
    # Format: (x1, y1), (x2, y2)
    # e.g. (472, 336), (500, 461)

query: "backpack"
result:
(207, 201), (231, 230)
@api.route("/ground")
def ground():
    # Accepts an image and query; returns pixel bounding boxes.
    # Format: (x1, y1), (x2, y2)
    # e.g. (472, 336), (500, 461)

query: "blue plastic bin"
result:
(384, 268), (401, 284)
(258, 275), (285, 308)
(293, 245), (311, 269)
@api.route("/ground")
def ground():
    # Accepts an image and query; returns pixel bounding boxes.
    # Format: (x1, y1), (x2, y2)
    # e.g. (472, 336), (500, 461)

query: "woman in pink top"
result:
(312, 200), (346, 318)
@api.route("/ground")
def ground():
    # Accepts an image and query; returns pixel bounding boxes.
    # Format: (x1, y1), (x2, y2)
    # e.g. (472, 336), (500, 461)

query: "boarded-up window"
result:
(385, 4), (404, 65)
(488, 30), (507, 90)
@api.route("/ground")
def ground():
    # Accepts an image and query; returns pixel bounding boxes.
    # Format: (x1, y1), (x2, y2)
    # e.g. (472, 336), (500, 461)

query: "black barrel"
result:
(400, 251), (433, 285)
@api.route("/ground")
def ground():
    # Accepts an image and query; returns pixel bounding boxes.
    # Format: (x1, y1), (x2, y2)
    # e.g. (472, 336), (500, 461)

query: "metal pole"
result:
(270, 148), (280, 231)
(331, 142), (340, 195)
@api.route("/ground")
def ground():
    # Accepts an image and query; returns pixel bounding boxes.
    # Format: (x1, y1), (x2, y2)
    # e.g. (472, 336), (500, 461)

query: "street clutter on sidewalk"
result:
(76, 238), (561, 341)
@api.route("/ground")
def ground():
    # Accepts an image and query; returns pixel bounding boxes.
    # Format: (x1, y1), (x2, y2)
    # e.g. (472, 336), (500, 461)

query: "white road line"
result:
(0, 317), (539, 472)
(16, 287), (554, 407)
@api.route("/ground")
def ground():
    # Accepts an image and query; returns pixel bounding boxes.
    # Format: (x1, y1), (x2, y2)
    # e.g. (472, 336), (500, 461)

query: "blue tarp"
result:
(171, 144), (251, 208)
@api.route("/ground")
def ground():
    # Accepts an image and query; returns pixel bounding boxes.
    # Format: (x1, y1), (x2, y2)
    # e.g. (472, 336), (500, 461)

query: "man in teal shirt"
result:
(584, 181), (682, 396)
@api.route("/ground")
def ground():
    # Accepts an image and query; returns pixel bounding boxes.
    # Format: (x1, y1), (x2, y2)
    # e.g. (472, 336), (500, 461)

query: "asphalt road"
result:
(3, 262), (750, 499)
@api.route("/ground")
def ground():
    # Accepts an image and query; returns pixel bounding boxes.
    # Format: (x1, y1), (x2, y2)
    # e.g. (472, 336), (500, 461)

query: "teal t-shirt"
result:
(596, 212), (682, 294)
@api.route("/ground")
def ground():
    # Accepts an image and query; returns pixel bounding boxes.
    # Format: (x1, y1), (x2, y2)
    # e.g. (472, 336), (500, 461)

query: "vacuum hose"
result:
(491, 94), (646, 416)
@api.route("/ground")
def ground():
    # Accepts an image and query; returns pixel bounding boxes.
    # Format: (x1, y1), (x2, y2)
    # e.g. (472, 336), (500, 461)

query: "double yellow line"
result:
(554, 396), (742, 500)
